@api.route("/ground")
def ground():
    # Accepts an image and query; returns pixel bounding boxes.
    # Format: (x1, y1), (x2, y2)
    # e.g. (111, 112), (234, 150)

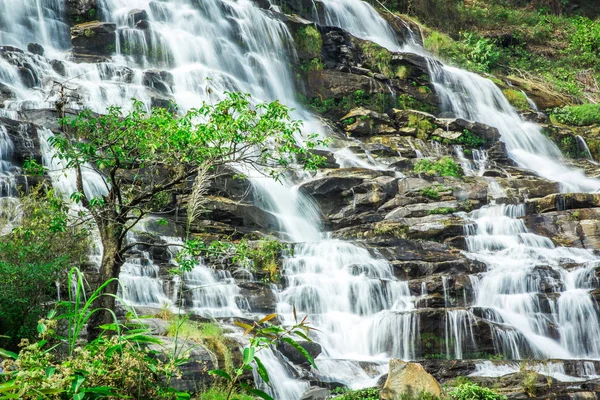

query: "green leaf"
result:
(208, 369), (232, 381)
(240, 383), (275, 400)
(0, 348), (17, 360)
(254, 356), (270, 384)
(281, 337), (317, 369)
(71, 373), (85, 393)
(242, 346), (255, 366)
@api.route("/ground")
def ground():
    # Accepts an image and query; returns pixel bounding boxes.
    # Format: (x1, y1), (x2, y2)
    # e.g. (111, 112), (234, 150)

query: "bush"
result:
(449, 381), (507, 400)
(199, 388), (254, 400)
(333, 387), (379, 400)
(551, 103), (600, 126)
(414, 157), (464, 178)
(0, 187), (89, 349)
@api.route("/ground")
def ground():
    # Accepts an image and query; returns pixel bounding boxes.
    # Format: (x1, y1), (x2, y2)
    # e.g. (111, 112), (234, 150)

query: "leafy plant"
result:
(551, 103), (600, 126)
(296, 25), (322, 57)
(0, 186), (90, 349)
(209, 312), (317, 400)
(449, 380), (507, 400)
(414, 157), (464, 178)
(332, 387), (379, 400)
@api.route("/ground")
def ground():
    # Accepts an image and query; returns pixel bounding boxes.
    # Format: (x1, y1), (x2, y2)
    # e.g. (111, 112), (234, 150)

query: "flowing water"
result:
(318, 0), (600, 379)
(3, 0), (600, 398)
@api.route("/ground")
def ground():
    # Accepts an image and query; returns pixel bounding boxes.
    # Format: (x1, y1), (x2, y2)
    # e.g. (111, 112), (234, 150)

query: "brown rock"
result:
(380, 359), (442, 399)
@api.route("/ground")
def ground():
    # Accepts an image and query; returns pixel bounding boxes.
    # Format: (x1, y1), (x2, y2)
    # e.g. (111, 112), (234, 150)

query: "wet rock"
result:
(147, 337), (216, 391)
(238, 282), (278, 313)
(0, 83), (15, 104)
(380, 360), (442, 399)
(300, 387), (330, 400)
(27, 43), (44, 56)
(66, 0), (98, 25)
(340, 107), (395, 137)
(277, 340), (322, 366)
(50, 59), (66, 75)
(143, 70), (174, 95)
(128, 9), (149, 26)
(71, 21), (117, 57)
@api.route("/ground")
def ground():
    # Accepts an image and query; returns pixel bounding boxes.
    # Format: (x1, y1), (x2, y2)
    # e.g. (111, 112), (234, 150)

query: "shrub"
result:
(449, 381), (507, 400)
(414, 157), (464, 178)
(333, 387), (379, 400)
(551, 103), (600, 126)
(200, 388), (255, 400)
(0, 187), (89, 349)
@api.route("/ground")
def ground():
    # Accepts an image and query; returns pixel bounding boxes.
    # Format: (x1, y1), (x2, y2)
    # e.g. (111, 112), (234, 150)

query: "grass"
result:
(166, 319), (234, 373)
(199, 387), (255, 400)
(550, 103), (600, 126)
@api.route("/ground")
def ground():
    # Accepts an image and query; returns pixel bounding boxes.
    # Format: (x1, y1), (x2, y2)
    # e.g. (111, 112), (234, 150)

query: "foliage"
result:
(296, 25), (322, 58)
(449, 380), (507, 400)
(50, 93), (326, 335)
(424, 31), (500, 73)
(0, 269), (184, 399)
(551, 103), (600, 126)
(200, 388), (255, 400)
(209, 312), (317, 400)
(568, 17), (600, 66)
(408, 114), (435, 140)
(420, 185), (452, 200)
(166, 319), (234, 374)
(428, 207), (456, 215)
(414, 157), (464, 178)
(503, 89), (530, 110)
(332, 387), (379, 400)
(0, 187), (89, 349)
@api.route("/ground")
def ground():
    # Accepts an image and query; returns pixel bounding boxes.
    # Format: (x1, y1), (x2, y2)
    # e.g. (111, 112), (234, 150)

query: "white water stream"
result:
(2, 0), (600, 398)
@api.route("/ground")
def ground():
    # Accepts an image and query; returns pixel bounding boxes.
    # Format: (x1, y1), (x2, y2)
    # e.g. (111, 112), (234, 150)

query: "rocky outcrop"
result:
(65, 0), (98, 25)
(71, 21), (116, 59)
(380, 360), (442, 399)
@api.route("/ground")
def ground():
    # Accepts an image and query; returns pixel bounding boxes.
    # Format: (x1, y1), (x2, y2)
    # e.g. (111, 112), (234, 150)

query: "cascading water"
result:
(4, 0), (600, 397)
(317, 0), (600, 376)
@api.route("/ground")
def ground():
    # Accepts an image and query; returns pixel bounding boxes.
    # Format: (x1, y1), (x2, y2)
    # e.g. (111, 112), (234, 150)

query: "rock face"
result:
(380, 360), (442, 399)
(71, 21), (116, 58)
(66, 0), (98, 25)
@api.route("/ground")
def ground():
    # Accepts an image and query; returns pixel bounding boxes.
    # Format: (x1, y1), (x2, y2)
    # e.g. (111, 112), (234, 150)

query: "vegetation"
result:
(550, 103), (600, 126)
(332, 387), (380, 400)
(449, 380), (507, 400)
(420, 185), (452, 200)
(414, 157), (464, 178)
(296, 25), (323, 58)
(502, 89), (530, 110)
(428, 207), (456, 215)
(0, 187), (89, 350)
(41, 93), (326, 338)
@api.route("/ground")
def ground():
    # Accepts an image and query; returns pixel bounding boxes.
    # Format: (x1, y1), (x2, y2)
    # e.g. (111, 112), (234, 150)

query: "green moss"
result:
(414, 157), (463, 178)
(296, 25), (322, 58)
(503, 89), (529, 110)
(360, 41), (394, 77)
(428, 207), (456, 215)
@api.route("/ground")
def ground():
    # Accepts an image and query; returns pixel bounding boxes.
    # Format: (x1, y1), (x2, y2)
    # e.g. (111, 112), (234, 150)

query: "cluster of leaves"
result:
(424, 31), (500, 73)
(174, 238), (289, 283)
(210, 311), (317, 400)
(0, 269), (184, 400)
(550, 103), (600, 126)
(0, 187), (89, 349)
(296, 25), (323, 58)
(332, 387), (380, 400)
(428, 207), (456, 215)
(408, 114), (435, 141)
(414, 157), (464, 178)
(449, 380), (507, 400)
(420, 185), (452, 200)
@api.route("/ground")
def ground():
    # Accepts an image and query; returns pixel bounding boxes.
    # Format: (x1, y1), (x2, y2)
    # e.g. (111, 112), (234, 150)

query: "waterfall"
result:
(318, 0), (600, 372)
(3, 0), (600, 397)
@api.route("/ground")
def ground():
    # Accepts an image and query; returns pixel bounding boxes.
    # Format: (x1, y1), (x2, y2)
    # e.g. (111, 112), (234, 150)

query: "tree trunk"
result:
(86, 223), (124, 341)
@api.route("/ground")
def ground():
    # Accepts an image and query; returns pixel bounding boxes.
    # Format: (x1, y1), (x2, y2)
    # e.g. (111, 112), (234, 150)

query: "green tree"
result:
(49, 92), (325, 338)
